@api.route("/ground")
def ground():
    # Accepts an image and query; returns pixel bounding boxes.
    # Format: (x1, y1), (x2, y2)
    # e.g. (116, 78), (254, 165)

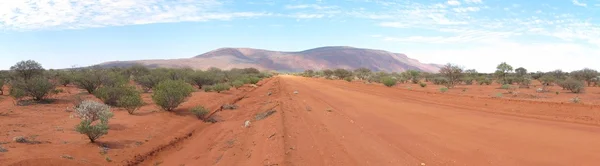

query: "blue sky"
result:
(1, 0), (599, 72)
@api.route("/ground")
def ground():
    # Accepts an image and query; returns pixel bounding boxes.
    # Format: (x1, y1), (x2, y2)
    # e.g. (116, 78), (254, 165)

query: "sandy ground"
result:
(2, 76), (600, 166)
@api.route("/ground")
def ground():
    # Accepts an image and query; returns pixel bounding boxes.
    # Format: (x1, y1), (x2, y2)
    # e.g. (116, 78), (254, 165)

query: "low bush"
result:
(249, 77), (261, 84)
(152, 80), (195, 111)
(381, 77), (397, 87)
(94, 85), (139, 106)
(0, 80), (4, 95)
(211, 83), (231, 93)
(231, 80), (244, 89)
(190, 106), (210, 120)
(344, 77), (353, 82)
(419, 82), (427, 88)
(118, 94), (144, 115)
(432, 77), (448, 85)
(10, 77), (56, 101)
(559, 79), (585, 93)
(500, 84), (511, 89)
(74, 100), (113, 143)
(439, 87), (449, 93)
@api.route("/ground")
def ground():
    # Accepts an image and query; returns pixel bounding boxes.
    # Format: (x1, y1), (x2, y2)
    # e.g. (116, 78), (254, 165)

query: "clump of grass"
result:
(190, 106), (210, 120)
(222, 104), (238, 110)
(570, 96), (581, 103)
(439, 87), (449, 93)
(419, 82), (427, 88)
(255, 109), (276, 120)
(494, 93), (503, 98)
(555, 91), (560, 95)
(500, 84), (511, 89)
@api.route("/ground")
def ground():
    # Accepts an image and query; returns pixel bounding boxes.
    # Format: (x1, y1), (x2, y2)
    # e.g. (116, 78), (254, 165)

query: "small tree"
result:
(303, 70), (315, 77)
(73, 69), (105, 94)
(571, 68), (598, 86)
(10, 77), (56, 101)
(439, 64), (463, 88)
(118, 94), (144, 115)
(515, 67), (527, 77)
(74, 100), (113, 143)
(57, 72), (72, 87)
(354, 68), (372, 80)
(94, 85), (139, 106)
(152, 80), (194, 111)
(134, 71), (168, 92)
(403, 70), (421, 84)
(10, 60), (45, 80)
(559, 79), (585, 93)
(495, 62), (513, 84)
(333, 69), (353, 80)
(322, 69), (334, 78)
(190, 70), (216, 89)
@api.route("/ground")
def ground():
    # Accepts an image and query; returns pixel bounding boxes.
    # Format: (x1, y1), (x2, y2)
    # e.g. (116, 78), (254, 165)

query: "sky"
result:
(0, 0), (599, 73)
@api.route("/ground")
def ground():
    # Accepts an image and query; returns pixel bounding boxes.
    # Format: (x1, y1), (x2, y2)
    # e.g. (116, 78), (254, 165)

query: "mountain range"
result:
(98, 46), (442, 73)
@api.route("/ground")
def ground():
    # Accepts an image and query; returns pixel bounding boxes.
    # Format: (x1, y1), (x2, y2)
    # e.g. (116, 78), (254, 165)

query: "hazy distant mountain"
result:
(98, 46), (442, 72)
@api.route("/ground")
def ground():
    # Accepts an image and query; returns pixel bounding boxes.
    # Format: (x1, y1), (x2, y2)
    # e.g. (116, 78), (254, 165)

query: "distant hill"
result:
(98, 46), (442, 73)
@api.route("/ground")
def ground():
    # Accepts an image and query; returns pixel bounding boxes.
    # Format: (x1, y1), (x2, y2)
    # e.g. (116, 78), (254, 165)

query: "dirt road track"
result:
(143, 76), (600, 166)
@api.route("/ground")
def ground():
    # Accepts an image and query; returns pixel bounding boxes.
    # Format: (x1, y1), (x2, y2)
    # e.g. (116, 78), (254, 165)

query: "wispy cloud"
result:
(285, 4), (337, 10)
(572, 0), (587, 7)
(447, 0), (461, 6)
(0, 0), (269, 30)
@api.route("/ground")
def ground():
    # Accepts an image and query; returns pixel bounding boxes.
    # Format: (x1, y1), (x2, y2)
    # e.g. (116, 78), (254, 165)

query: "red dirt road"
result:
(142, 76), (600, 166)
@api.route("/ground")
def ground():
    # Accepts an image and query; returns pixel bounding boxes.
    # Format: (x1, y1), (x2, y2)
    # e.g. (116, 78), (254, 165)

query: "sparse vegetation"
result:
(419, 82), (427, 88)
(94, 85), (140, 106)
(495, 62), (513, 85)
(152, 80), (195, 111)
(9, 76), (56, 101)
(333, 69), (353, 80)
(191, 106), (210, 120)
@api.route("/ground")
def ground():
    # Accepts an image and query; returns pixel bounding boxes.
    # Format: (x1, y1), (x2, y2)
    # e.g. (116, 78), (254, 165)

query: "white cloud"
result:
(447, 0), (461, 6)
(285, 4), (337, 10)
(0, 0), (269, 30)
(453, 7), (480, 12)
(572, 0), (587, 7)
(464, 0), (482, 4)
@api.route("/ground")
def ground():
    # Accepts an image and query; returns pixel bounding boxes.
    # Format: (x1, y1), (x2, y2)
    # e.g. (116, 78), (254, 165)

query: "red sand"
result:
(2, 76), (600, 166)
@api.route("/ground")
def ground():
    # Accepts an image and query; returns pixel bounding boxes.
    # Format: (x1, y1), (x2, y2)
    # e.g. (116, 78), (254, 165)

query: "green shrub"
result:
(381, 77), (397, 87)
(57, 72), (72, 87)
(94, 85), (139, 106)
(190, 106), (210, 120)
(432, 77), (449, 85)
(204, 86), (213, 92)
(464, 79), (473, 85)
(9, 87), (26, 101)
(10, 77), (56, 101)
(419, 82), (427, 88)
(190, 71), (216, 89)
(74, 100), (113, 143)
(73, 69), (105, 94)
(0, 80), (4, 95)
(344, 77), (353, 82)
(152, 80), (195, 111)
(333, 69), (353, 80)
(231, 80), (244, 89)
(249, 77), (261, 84)
(559, 79), (585, 93)
(500, 84), (511, 89)
(134, 71), (168, 92)
(211, 83), (231, 93)
(118, 93), (144, 115)
(440, 87), (449, 93)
